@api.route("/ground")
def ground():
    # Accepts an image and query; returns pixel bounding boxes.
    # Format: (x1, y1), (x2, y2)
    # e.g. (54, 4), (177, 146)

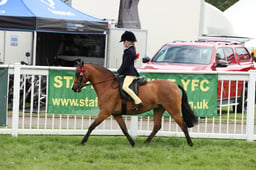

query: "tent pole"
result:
(104, 32), (108, 68)
(32, 31), (37, 66)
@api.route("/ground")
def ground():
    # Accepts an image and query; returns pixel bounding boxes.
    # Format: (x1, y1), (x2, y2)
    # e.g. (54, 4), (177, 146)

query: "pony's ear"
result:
(80, 61), (84, 68)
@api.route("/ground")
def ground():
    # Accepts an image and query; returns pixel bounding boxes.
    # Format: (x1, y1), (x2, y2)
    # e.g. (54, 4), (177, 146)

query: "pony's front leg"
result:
(113, 115), (135, 147)
(81, 111), (109, 145)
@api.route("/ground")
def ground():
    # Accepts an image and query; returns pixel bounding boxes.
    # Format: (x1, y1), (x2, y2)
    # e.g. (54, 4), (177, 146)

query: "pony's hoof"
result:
(144, 141), (150, 145)
(188, 142), (193, 147)
(130, 141), (135, 147)
(144, 139), (151, 144)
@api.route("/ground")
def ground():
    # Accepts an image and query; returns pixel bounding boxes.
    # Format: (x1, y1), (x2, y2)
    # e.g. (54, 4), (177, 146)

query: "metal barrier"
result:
(0, 63), (255, 141)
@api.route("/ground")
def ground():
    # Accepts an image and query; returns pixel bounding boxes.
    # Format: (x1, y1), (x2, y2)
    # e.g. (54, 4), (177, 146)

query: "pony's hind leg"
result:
(113, 115), (135, 146)
(170, 112), (193, 147)
(81, 111), (109, 145)
(144, 107), (165, 144)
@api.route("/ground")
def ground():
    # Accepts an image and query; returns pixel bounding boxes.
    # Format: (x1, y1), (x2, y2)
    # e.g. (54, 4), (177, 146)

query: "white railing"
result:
(0, 63), (255, 141)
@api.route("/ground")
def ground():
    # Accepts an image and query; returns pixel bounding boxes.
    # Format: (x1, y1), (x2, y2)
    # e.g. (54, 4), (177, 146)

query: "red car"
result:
(140, 40), (255, 112)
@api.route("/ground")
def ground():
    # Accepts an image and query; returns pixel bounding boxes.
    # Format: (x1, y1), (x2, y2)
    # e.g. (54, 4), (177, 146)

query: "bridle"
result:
(78, 66), (88, 85)
(78, 66), (117, 88)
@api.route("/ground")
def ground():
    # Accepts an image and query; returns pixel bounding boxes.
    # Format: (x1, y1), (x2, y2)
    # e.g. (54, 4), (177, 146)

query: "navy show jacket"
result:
(117, 45), (139, 76)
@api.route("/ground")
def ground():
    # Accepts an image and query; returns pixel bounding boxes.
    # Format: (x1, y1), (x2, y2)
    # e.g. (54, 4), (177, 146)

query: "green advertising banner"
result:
(0, 68), (8, 126)
(48, 70), (218, 117)
(141, 73), (218, 117)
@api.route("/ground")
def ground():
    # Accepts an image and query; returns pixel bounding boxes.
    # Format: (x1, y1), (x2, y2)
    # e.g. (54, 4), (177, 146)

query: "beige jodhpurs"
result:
(122, 76), (142, 104)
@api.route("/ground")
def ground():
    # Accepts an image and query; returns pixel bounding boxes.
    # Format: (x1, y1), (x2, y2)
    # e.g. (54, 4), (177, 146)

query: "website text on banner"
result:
(47, 70), (218, 117)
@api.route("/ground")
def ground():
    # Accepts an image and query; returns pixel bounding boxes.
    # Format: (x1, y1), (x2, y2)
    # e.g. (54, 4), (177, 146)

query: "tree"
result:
(205, 0), (238, 11)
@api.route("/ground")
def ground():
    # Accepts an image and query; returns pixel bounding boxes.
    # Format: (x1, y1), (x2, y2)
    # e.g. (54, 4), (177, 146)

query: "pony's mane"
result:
(86, 64), (114, 76)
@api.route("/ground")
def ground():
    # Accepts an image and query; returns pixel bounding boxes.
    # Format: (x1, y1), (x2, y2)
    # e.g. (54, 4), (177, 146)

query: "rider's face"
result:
(123, 41), (130, 48)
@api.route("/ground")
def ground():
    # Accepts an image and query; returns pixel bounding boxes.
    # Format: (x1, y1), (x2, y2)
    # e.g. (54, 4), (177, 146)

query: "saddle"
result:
(118, 76), (146, 101)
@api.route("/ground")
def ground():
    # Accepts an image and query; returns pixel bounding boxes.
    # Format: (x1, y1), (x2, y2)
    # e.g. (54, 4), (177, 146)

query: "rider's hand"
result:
(114, 73), (119, 79)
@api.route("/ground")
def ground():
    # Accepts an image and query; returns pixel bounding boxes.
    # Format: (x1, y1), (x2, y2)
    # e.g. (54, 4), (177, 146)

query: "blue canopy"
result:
(0, 0), (108, 33)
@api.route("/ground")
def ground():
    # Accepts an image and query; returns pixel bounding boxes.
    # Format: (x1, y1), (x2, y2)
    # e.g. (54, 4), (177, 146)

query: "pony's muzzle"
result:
(72, 86), (82, 93)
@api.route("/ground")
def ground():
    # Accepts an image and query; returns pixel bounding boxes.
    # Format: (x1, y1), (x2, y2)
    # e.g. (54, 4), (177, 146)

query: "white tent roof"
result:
(224, 0), (256, 37)
(203, 2), (234, 36)
(71, 0), (237, 54)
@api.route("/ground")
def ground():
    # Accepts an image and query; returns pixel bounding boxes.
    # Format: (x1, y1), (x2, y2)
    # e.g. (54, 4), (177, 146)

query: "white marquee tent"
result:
(224, 0), (256, 37)
(224, 0), (256, 49)
(72, 0), (234, 56)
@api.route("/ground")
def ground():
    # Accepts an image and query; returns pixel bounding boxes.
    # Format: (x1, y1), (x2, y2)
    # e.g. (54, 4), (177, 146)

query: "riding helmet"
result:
(120, 31), (137, 42)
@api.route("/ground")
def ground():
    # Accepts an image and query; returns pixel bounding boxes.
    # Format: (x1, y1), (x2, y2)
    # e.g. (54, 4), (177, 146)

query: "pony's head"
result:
(72, 62), (88, 93)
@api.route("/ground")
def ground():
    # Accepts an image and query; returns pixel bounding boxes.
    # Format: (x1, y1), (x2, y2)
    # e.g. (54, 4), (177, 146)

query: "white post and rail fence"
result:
(0, 63), (255, 141)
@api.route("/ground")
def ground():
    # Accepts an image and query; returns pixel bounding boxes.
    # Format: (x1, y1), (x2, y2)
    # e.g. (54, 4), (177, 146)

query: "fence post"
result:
(130, 116), (138, 138)
(246, 70), (256, 141)
(11, 63), (21, 137)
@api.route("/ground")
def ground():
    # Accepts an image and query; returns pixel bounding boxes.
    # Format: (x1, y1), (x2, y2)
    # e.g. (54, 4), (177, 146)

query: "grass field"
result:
(0, 135), (255, 170)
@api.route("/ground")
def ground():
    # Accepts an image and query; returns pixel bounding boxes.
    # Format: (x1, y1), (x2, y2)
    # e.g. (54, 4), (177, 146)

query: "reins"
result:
(78, 64), (118, 89)
(84, 77), (116, 87)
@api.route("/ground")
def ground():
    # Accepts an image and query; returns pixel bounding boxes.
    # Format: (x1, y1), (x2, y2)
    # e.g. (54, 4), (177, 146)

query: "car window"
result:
(223, 47), (236, 64)
(236, 47), (251, 62)
(151, 45), (169, 62)
(152, 45), (213, 65)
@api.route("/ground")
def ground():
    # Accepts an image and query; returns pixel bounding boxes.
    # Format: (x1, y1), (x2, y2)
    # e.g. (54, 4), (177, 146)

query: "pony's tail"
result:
(178, 84), (198, 128)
